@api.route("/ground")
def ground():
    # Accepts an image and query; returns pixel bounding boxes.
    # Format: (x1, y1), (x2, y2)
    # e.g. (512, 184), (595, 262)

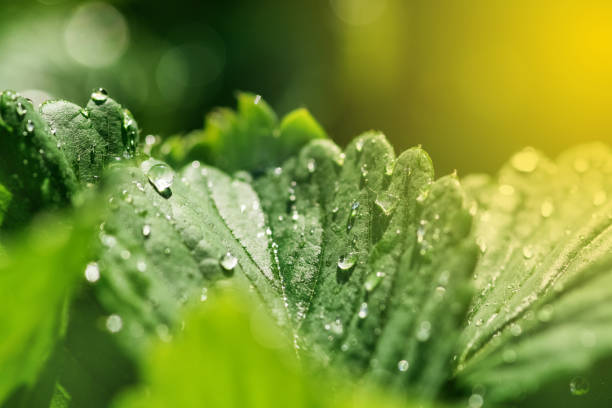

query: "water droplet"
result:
(106, 314), (123, 333)
(84, 262), (100, 282)
(375, 191), (398, 215)
(337, 252), (357, 271)
(511, 149), (539, 173)
(200, 287), (208, 301)
(25, 120), (35, 134)
(326, 319), (343, 335)
(385, 161), (394, 176)
(220, 252), (238, 272)
(307, 158), (316, 173)
(416, 321), (431, 341)
(355, 139), (364, 152)
(91, 88), (109, 104)
(569, 377), (590, 396)
(358, 302), (368, 319)
(541, 200), (554, 218)
(364, 271), (385, 292)
(397, 360), (409, 372)
(16, 102), (27, 120)
(522, 246), (534, 259)
(347, 201), (359, 231)
(468, 393), (484, 408)
(145, 162), (174, 198)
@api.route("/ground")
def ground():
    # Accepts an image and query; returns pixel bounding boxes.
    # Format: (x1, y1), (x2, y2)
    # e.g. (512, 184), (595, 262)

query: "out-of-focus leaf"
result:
(456, 144), (612, 403)
(151, 93), (326, 174)
(112, 290), (431, 408)
(0, 206), (98, 404)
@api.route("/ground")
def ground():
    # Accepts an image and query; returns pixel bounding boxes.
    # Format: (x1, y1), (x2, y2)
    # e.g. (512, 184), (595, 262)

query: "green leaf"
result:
(0, 89), (138, 230)
(111, 289), (429, 408)
(0, 89), (476, 405)
(0, 91), (78, 229)
(151, 93), (326, 174)
(92, 131), (475, 401)
(39, 92), (139, 185)
(0, 205), (98, 404)
(456, 143), (612, 403)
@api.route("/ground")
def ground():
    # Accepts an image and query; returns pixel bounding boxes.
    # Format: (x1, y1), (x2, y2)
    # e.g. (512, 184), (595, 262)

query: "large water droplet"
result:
(146, 162), (174, 198)
(142, 224), (151, 238)
(337, 252), (357, 271)
(91, 88), (109, 104)
(220, 252), (238, 272)
(397, 360), (409, 372)
(569, 377), (589, 396)
(522, 246), (534, 259)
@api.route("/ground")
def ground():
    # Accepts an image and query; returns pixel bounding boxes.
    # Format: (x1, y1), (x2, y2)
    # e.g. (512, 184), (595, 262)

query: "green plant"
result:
(1, 89), (611, 407)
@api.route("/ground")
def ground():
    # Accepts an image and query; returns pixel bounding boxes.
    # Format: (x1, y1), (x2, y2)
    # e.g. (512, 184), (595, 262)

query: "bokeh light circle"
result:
(64, 2), (129, 68)
(329, 0), (387, 26)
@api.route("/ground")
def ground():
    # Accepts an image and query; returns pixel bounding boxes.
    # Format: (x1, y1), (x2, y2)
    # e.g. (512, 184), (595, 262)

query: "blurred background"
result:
(1, 0), (612, 175)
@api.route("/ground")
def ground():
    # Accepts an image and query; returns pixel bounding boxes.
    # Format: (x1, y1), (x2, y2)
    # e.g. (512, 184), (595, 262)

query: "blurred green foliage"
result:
(4, 0), (612, 176)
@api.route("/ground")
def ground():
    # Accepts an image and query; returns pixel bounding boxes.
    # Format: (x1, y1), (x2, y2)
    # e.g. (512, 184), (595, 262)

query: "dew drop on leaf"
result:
(306, 158), (316, 173)
(220, 252), (238, 272)
(358, 302), (368, 319)
(397, 359), (409, 372)
(16, 102), (27, 120)
(25, 120), (34, 134)
(146, 163), (174, 198)
(91, 88), (109, 104)
(337, 252), (357, 271)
